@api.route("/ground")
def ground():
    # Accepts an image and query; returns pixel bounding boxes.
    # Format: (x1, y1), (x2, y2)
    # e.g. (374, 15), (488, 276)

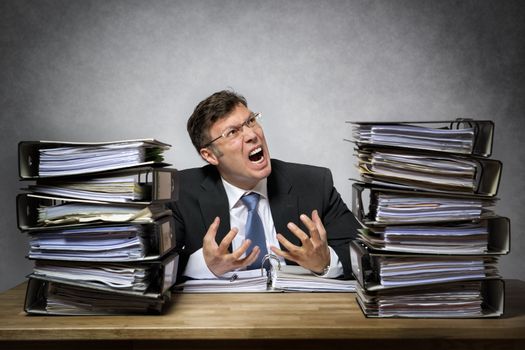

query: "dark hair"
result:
(187, 90), (248, 151)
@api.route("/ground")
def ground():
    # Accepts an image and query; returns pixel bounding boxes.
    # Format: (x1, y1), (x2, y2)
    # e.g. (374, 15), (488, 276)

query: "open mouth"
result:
(248, 146), (264, 163)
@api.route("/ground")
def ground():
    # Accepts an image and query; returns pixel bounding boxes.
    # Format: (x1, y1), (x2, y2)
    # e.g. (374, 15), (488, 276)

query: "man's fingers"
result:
(230, 239), (252, 260)
(203, 217), (220, 241)
(286, 222), (311, 245)
(276, 233), (302, 253)
(311, 210), (327, 241)
(229, 246), (260, 269)
(242, 246), (261, 266)
(299, 213), (322, 243)
(218, 227), (239, 253)
(270, 245), (295, 263)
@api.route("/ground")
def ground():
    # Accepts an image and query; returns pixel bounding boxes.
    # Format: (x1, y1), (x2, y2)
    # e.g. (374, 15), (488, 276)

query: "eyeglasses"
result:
(202, 112), (261, 148)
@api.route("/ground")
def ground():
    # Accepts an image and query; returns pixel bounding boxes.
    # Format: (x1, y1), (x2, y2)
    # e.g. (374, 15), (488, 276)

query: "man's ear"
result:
(199, 147), (219, 165)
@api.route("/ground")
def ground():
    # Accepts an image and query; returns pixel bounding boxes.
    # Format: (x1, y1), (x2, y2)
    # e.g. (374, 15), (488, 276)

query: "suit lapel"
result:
(198, 171), (231, 245)
(267, 163), (301, 248)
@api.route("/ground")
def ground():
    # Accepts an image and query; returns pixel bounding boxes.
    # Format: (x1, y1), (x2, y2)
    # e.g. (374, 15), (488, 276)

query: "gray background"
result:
(1, 0), (524, 292)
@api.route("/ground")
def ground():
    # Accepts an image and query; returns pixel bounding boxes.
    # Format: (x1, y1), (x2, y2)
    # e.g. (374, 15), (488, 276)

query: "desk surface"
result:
(1, 280), (525, 348)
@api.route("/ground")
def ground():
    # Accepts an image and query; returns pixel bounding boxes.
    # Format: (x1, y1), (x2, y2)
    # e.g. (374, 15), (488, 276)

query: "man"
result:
(172, 90), (359, 280)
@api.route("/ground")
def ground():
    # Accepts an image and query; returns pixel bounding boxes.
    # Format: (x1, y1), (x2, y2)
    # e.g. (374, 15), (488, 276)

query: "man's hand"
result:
(270, 210), (330, 274)
(203, 217), (260, 276)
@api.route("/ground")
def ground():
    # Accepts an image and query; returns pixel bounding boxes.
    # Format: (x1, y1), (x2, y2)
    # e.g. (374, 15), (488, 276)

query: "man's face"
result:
(200, 103), (272, 190)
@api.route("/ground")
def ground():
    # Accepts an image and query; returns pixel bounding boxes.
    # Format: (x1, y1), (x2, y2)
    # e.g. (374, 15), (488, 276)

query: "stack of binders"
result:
(347, 120), (509, 318)
(17, 139), (180, 315)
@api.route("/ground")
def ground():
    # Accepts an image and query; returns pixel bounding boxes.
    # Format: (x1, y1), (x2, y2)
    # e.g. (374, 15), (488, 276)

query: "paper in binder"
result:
(26, 216), (176, 262)
(356, 216), (510, 255)
(349, 119), (494, 157)
(355, 148), (502, 196)
(355, 278), (504, 318)
(25, 167), (179, 203)
(29, 252), (179, 297)
(351, 183), (497, 226)
(350, 241), (500, 291)
(18, 139), (170, 179)
(24, 276), (169, 315)
(17, 193), (172, 230)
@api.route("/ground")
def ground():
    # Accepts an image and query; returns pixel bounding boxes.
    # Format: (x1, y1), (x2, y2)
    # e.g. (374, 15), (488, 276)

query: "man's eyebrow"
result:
(223, 113), (254, 128)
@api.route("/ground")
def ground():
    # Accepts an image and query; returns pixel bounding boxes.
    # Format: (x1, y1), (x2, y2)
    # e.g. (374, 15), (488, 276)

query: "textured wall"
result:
(1, 0), (524, 292)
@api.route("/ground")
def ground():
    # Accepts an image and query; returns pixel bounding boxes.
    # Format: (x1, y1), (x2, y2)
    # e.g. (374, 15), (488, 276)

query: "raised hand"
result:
(270, 210), (330, 274)
(203, 217), (261, 276)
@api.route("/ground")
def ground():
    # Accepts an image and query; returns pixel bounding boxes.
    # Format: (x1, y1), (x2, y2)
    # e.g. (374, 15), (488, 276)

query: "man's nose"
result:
(242, 124), (258, 141)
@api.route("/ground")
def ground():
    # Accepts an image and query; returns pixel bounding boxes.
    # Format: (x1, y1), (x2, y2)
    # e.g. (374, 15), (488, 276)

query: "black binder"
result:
(17, 193), (172, 231)
(26, 216), (176, 262)
(18, 139), (170, 179)
(354, 147), (502, 196)
(23, 275), (171, 315)
(348, 119), (494, 157)
(350, 241), (500, 292)
(351, 183), (497, 226)
(355, 278), (504, 318)
(356, 216), (510, 255)
(25, 215), (176, 262)
(28, 252), (179, 298)
(24, 166), (179, 203)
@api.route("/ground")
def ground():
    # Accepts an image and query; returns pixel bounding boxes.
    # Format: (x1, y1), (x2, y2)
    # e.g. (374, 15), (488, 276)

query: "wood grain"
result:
(1, 280), (525, 349)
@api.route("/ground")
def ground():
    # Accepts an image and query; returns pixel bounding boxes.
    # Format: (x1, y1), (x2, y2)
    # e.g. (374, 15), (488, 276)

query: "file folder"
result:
(25, 215), (176, 262)
(355, 278), (504, 318)
(356, 216), (510, 255)
(18, 139), (170, 179)
(348, 119), (494, 157)
(355, 147), (502, 196)
(17, 193), (172, 230)
(350, 241), (500, 291)
(351, 183), (497, 226)
(25, 166), (179, 203)
(29, 252), (179, 297)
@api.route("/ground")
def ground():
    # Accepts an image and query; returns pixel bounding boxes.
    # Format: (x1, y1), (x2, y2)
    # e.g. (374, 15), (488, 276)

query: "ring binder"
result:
(348, 119), (494, 157)
(356, 216), (510, 255)
(18, 139), (171, 179)
(354, 147), (502, 196)
(25, 167), (179, 204)
(351, 183), (497, 226)
(176, 254), (356, 293)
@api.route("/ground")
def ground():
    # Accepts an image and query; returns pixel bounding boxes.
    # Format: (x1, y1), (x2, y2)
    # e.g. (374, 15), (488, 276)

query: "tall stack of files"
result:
(347, 120), (509, 318)
(16, 139), (180, 315)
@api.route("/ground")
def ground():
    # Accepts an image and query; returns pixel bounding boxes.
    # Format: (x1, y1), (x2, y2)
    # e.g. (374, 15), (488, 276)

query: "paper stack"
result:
(17, 139), (179, 315)
(347, 120), (508, 318)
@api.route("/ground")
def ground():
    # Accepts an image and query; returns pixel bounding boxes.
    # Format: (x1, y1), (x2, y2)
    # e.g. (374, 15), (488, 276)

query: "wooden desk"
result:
(1, 280), (525, 350)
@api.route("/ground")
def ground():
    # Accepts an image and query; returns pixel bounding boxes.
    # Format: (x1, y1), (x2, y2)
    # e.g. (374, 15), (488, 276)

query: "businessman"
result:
(172, 90), (360, 280)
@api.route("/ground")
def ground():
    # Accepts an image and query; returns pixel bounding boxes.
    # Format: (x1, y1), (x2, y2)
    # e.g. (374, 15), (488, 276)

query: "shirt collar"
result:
(221, 177), (268, 210)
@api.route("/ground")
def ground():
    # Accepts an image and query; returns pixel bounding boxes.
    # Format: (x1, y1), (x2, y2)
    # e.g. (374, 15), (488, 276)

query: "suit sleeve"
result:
(320, 168), (361, 279)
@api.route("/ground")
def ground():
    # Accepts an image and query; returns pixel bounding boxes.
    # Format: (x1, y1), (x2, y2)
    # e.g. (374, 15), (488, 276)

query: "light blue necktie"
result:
(241, 192), (268, 270)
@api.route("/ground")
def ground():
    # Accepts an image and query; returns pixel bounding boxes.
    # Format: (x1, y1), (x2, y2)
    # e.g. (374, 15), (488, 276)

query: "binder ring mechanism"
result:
(261, 254), (281, 277)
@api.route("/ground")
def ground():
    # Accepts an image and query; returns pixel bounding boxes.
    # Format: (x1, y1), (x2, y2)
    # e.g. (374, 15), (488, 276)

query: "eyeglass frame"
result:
(202, 112), (262, 148)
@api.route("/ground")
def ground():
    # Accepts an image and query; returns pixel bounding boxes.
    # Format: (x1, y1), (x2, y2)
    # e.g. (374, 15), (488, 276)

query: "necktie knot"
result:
(241, 192), (260, 212)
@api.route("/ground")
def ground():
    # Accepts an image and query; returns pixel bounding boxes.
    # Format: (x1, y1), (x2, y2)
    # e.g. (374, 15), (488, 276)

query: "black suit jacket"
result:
(171, 159), (360, 280)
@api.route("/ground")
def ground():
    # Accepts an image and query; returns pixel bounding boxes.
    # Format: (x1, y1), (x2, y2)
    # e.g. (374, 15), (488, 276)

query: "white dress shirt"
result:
(183, 177), (343, 279)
